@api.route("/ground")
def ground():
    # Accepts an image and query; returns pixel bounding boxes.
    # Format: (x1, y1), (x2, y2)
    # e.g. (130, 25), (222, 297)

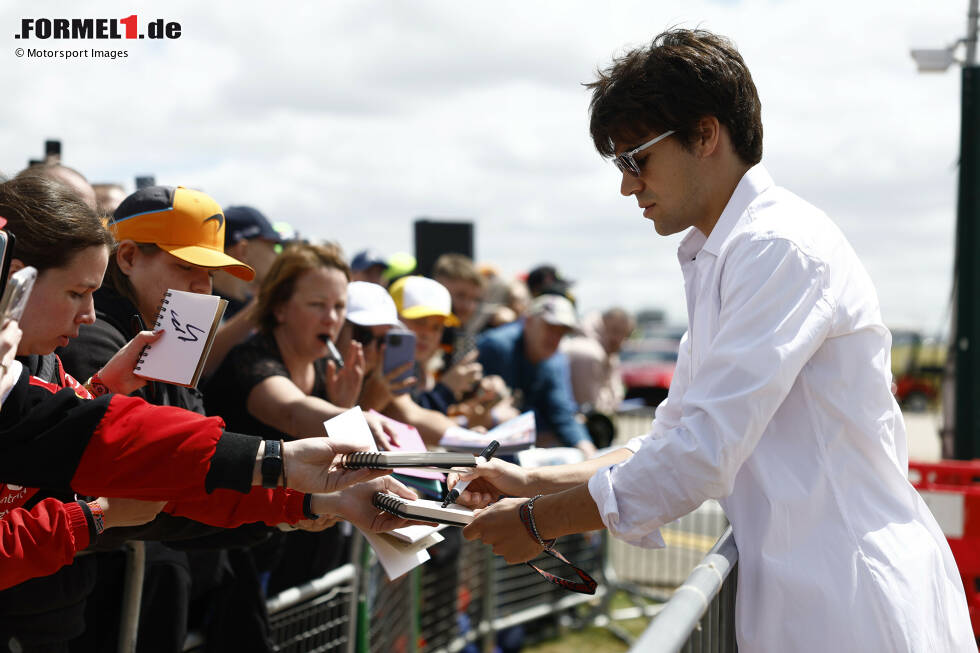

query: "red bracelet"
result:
(85, 372), (111, 397)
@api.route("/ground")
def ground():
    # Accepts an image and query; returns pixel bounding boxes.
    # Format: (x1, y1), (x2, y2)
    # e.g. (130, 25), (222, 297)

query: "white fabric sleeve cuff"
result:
(623, 437), (644, 453)
(588, 462), (666, 549)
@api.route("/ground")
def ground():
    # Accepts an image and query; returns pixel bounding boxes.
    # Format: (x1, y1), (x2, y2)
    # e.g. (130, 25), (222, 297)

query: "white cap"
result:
(527, 294), (580, 332)
(347, 281), (400, 326)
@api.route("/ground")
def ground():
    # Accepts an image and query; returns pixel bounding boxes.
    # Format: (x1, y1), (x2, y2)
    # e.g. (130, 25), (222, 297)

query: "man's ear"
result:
(7, 259), (24, 278)
(695, 116), (721, 158)
(115, 240), (139, 275)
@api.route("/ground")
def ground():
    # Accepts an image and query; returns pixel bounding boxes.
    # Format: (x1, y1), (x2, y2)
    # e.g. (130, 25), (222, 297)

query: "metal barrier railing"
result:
(163, 406), (738, 652)
(628, 527), (738, 653)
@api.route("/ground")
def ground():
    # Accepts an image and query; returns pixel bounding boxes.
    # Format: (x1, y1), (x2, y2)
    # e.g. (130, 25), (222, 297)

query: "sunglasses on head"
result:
(351, 323), (380, 347)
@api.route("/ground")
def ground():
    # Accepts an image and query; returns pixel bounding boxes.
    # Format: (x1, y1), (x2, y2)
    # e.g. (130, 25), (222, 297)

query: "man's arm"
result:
(539, 355), (595, 455)
(461, 483), (605, 564)
(590, 238), (835, 546)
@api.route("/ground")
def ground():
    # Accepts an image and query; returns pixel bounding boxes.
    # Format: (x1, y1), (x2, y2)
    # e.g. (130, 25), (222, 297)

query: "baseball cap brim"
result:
(400, 305), (461, 327)
(160, 243), (256, 281)
(539, 314), (581, 334)
(346, 308), (400, 327)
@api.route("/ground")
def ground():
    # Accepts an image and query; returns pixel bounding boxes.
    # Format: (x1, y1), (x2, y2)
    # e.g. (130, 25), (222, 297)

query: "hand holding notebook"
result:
(372, 492), (475, 527)
(133, 289), (228, 388)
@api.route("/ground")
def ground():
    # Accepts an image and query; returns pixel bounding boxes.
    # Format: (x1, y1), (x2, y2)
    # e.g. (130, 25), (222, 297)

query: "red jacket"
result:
(0, 357), (308, 589)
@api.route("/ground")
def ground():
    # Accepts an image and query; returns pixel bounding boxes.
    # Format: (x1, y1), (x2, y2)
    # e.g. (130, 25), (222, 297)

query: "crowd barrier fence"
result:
(123, 407), (732, 653)
(627, 527), (738, 653)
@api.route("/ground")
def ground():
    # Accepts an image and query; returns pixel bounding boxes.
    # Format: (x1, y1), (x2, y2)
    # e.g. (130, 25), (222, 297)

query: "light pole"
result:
(912, 0), (979, 459)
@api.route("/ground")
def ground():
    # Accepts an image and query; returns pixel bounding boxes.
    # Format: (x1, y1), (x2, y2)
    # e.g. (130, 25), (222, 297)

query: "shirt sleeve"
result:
(589, 237), (835, 547)
(0, 498), (91, 590)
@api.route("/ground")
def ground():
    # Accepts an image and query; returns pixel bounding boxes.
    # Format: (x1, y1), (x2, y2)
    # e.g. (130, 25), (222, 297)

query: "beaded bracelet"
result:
(86, 500), (106, 535)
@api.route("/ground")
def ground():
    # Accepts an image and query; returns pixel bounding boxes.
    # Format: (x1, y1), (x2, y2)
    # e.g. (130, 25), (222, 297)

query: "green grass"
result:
(523, 591), (658, 653)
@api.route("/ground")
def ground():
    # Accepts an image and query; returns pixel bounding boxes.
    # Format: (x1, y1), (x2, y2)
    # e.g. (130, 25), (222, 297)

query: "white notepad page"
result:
(133, 289), (226, 386)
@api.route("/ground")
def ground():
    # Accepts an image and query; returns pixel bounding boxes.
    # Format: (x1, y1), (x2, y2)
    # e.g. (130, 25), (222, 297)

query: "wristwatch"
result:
(261, 439), (283, 489)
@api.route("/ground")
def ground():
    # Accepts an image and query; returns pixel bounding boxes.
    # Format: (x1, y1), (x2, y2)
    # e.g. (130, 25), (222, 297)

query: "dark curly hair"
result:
(587, 29), (763, 165)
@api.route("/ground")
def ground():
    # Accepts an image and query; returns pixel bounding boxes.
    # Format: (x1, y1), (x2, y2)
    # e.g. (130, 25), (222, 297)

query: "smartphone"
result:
(383, 328), (416, 394)
(0, 230), (14, 301)
(0, 266), (37, 325)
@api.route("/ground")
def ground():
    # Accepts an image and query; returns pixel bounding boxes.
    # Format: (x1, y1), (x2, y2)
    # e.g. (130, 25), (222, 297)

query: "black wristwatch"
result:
(261, 439), (283, 489)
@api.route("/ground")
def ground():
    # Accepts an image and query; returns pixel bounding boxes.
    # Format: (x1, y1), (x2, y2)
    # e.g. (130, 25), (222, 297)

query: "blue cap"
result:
(223, 206), (282, 248)
(351, 248), (388, 272)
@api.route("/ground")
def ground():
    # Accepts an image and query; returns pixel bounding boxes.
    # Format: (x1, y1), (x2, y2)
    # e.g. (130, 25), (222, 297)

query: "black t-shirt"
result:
(204, 331), (329, 440)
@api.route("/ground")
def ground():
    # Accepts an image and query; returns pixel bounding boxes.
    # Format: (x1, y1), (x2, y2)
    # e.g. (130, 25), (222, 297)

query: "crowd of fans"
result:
(0, 159), (635, 652)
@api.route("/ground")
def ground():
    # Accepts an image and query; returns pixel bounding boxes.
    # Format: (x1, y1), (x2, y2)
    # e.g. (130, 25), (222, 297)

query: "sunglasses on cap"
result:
(613, 130), (676, 177)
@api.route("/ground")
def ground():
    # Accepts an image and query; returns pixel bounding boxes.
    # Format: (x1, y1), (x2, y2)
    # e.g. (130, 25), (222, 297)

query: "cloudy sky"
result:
(0, 1), (969, 334)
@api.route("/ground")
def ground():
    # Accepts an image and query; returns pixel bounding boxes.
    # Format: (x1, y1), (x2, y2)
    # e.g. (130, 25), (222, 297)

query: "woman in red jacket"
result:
(0, 175), (415, 591)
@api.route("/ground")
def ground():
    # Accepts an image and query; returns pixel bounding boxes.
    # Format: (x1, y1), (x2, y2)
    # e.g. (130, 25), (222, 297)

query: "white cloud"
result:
(0, 0), (967, 332)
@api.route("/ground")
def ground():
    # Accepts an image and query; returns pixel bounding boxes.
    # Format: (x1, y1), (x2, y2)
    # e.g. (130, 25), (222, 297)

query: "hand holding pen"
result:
(443, 440), (500, 507)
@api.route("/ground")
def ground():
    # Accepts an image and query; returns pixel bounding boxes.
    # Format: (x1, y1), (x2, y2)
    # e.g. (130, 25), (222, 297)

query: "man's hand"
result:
(446, 458), (531, 508)
(312, 476), (421, 533)
(96, 497), (168, 529)
(325, 340), (365, 408)
(462, 497), (543, 564)
(98, 329), (165, 395)
(281, 438), (390, 494)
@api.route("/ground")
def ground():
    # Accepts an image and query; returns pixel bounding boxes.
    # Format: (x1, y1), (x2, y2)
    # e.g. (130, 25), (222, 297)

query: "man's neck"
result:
(694, 162), (753, 238)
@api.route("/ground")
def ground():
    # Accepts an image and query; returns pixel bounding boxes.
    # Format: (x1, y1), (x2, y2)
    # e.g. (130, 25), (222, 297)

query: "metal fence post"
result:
(117, 541), (146, 653)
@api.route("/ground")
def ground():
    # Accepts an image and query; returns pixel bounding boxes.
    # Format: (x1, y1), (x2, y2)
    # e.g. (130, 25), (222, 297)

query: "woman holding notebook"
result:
(0, 176), (415, 651)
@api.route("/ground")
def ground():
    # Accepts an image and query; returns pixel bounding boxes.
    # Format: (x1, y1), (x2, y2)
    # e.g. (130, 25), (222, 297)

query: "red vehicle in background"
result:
(891, 329), (945, 412)
(620, 337), (679, 407)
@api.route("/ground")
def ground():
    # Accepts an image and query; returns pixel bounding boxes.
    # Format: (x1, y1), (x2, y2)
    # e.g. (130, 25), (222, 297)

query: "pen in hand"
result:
(442, 440), (499, 507)
(325, 338), (344, 370)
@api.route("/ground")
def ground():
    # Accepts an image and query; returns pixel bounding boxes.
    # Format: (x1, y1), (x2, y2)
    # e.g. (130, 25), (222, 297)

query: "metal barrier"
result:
(166, 405), (737, 652)
(628, 527), (738, 653)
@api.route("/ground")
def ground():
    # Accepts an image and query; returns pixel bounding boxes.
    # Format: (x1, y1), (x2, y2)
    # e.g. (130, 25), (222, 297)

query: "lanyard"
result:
(517, 497), (598, 595)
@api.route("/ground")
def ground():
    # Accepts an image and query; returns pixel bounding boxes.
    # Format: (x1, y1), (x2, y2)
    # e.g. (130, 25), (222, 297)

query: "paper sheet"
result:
(323, 407), (445, 578)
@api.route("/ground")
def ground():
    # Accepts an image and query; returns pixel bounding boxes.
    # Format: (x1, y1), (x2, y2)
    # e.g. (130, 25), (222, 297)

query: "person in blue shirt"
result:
(477, 294), (597, 457)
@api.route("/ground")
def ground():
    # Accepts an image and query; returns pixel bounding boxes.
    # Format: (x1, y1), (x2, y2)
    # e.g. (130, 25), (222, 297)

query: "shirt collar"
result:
(677, 164), (774, 263)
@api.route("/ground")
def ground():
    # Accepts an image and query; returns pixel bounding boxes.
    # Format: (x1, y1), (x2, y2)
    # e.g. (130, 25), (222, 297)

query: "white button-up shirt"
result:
(589, 165), (974, 652)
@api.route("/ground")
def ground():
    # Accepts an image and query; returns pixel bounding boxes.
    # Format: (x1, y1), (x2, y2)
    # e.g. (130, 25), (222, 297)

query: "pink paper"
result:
(370, 410), (445, 481)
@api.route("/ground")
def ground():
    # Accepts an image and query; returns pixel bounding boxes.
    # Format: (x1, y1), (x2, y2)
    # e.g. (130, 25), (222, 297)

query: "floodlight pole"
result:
(951, 0), (980, 459)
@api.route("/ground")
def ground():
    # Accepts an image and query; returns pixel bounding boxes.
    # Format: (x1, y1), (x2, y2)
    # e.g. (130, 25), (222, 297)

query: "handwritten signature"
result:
(170, 310), (205, 343)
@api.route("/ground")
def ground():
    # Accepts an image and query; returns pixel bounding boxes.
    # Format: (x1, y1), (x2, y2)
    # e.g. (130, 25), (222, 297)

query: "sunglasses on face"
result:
(351, 323), (380, 347)
(613, 130), (676, 177)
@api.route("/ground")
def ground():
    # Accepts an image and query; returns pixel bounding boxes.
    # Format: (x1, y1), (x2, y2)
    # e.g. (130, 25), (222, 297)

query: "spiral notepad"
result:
(341, 451), (477, 471)
(134, 289), (228, 388)
(372, 492), (474, 527)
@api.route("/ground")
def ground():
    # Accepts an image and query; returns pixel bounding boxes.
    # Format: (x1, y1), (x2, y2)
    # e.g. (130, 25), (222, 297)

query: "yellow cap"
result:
(110, 186), (255, 281)
(389, 276), (460, 327)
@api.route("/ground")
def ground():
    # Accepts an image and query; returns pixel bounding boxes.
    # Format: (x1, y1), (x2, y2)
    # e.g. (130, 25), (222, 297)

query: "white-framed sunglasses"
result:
(613, 130), (676, 177)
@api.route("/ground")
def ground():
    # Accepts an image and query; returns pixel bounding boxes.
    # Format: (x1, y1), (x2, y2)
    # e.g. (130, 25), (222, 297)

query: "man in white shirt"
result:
(456, 28), (974, 652)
